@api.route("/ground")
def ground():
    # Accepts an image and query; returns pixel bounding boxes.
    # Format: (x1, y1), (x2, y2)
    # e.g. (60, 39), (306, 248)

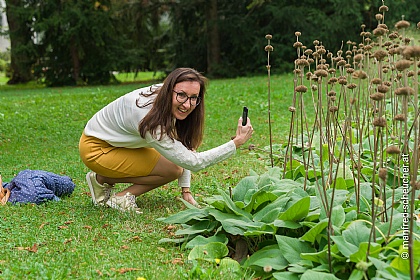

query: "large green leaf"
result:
(243, 185), (278, 212)
(243, 244), (288, 270)
(301, 249), (329, 264)
(204, 195), (226, 211)
(370, 257), (411, 280)
(218, 258), (241, 273)
(276, 235), (316, 264)
(272, 271), (300, 280)
(219, 189), (253, 219)
(208, 208), (259, 235)
(300, 220), (329, 244)
(342, 221), (371, 246)
(319, 205), (345, 228)
(376, 213), (403, 238)
(256, 167), (283, 188)
(273, 219), (302, 229)
(246, 190), (279, 213)
(349, 242), (381, 262)
(330, 236), (359, 258)
(300, 270), (340, 280)
(157, 208), (209, 224)
(253, 196), (289, 222)
(232, 175), (259, 202)
(278, 196), (310, 222)
(175, 220), (219, 235)
(185, 234), (228, 248)
(188, 242), (229, 261)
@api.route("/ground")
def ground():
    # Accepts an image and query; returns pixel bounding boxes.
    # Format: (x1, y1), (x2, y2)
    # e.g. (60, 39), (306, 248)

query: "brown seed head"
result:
(378, 168), (387, 181)
(407, 70), (415, 77)
(304, 49), (313, 56)
(311, 85), (318, 91)
(328, 77), (338, 84)
(337, 59), (346, 67)
(394, 114), (406, 121)
(338, 76), (347, 85)
(418, 22), (420, 29)
(306, 72), (313, 80)
(308, 58), (314, 64)
(377, 85), (389, 93)
(330, 96), (337, 102)
(316, 64), (328, 70)
(395, 86), (414, 95)
(329, 106), (339, 112)
(314, 69), (328, 78)
(313, 40), (320, 46)
(354, 54), (363, 62)
(371, 78), (382, 85)
(386, 145), (401, 154)
(353, 70), (368, 79)
(378, 24), (388, 30)
(403, 46), (420, 58)
(295, 85), (308, 93)
(379, 5), (389, 12)
(347, 83), (357, 89)
(293, 42), (303, 49)
(373, 27), (387, 36)
(265, 45), (274, 52)
(295, 32), (301, 37)
(370, 92), (385, 101)
(288, 106), (296, 112)
(373, 117), (386, 127)
(295, 59), (309, 67)
(389, 32), (399, 40)
(346, 68), (355, 74)
(265, 34), (272, 40)
(375, 14), (383, 21)
(373, 50), (388, 61)
(395, 20), (410, 29)
(328, 91), (337, 96)
(395, 59), (412, 71)
(328, 68), (336, 74)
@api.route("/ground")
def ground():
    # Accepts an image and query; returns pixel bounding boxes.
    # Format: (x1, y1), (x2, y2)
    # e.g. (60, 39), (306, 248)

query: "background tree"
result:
(3, 0), (419, 85)
(33, 0), (126, 86)
(5, 0), (36, 84)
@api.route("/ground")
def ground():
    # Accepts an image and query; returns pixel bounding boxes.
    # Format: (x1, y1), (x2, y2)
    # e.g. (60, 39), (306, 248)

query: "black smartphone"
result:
(242, 106), (248, 126)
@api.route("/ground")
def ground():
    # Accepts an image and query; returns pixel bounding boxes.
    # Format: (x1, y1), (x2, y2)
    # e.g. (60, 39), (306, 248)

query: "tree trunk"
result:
(5, 0), (34, 84)
(69, 36), (82, 85)
(206, 0), (220, 75)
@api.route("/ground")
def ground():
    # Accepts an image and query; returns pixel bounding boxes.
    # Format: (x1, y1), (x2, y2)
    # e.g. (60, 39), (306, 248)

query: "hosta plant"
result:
(158, 167), (419, 279)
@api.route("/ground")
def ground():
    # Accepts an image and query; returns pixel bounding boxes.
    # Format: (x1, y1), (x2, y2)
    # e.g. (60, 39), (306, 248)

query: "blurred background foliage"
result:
(1, 0), (419, 86)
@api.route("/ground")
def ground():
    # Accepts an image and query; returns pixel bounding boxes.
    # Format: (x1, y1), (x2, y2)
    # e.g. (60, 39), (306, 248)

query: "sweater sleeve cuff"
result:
(178, 169), (191, 187)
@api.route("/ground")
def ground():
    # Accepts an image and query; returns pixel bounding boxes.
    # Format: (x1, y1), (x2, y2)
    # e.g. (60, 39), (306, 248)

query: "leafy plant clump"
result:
(158, 167), (419, 279)
(158, 2), (420, 279)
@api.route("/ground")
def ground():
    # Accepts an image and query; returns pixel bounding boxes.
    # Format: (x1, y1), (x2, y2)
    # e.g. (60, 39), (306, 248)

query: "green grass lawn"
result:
(0, 73), (297, 279)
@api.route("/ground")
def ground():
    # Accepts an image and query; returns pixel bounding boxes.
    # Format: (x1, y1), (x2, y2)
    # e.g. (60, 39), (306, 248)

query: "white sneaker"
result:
(106, 192), (143, 214)
(86, 171), (113, 206)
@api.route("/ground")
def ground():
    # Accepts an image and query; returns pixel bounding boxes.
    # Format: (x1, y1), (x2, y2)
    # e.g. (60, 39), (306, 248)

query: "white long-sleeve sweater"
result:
(84, 84), (236, 187)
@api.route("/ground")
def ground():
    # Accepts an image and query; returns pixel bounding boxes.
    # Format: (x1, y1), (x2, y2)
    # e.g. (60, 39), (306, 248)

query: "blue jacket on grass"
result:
(2, 169), (75, 204)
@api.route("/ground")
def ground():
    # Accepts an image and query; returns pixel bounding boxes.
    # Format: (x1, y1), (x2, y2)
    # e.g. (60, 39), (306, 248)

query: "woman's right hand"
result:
(232, 117), (254, 148)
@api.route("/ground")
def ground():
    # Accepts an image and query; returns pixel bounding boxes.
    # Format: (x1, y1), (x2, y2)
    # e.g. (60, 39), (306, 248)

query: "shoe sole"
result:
(86, 172), (99, 206)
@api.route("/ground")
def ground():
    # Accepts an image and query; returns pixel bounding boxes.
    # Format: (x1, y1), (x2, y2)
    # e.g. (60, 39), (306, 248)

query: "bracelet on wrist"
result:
(182, 189), (192, 194)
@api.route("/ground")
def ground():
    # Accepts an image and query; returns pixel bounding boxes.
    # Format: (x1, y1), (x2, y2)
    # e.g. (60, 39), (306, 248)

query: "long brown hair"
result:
(138, 68), (207, 150)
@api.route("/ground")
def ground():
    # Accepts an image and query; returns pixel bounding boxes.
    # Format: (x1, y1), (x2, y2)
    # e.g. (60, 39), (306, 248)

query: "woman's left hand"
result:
(182, 190), (198, 206)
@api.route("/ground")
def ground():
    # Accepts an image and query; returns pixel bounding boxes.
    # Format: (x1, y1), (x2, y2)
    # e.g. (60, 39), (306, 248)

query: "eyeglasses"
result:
(173, 90), (201, 106)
